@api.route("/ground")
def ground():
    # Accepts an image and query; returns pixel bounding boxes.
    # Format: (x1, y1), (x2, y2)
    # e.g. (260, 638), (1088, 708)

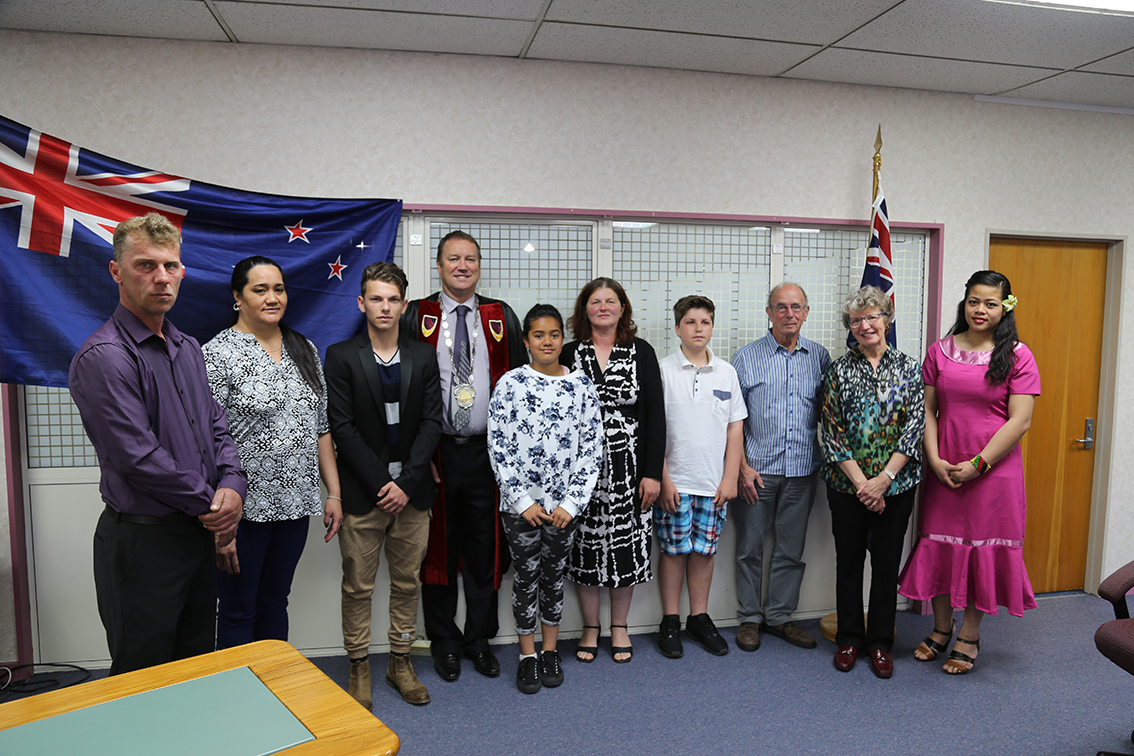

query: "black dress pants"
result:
(827, 485), (916, 652)
(422, 435), (500, 656)
(93, 508), (216, 675)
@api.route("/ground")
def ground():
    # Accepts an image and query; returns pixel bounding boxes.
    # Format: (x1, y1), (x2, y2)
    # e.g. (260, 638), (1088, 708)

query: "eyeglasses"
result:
(772, 303), (805, 314)
(849, 313), (884, 329)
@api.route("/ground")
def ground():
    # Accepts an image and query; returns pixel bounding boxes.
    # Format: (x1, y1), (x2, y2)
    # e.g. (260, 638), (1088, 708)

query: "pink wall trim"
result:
(3, 384), (33, 677)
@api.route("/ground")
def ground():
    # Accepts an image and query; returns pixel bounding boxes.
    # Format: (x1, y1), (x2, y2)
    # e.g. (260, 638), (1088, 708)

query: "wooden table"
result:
(0, 640), (399, 755)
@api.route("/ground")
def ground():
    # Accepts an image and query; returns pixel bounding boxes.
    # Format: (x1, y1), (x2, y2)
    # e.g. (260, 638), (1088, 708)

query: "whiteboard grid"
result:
(613, 223), (772, 361)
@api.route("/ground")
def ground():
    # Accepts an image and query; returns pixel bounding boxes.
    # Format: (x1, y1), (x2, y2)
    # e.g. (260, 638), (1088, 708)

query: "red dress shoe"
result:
(869, 649), (894, 679)
(834, 645), (858, 672)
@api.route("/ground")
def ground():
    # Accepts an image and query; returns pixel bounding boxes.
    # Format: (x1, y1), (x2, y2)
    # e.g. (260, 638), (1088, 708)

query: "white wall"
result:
(2, 29), (1132, 662)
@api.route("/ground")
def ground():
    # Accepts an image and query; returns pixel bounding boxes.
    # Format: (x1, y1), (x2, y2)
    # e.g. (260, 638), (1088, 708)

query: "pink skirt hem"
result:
(897, 537), (1037, 618)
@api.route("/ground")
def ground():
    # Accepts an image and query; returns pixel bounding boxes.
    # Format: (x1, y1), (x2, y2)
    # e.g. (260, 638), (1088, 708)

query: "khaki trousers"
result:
(340, 504), (430, 657)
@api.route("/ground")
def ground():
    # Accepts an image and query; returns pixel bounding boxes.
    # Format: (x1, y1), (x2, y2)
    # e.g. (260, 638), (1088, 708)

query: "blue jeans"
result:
(216, 516), (310, 649)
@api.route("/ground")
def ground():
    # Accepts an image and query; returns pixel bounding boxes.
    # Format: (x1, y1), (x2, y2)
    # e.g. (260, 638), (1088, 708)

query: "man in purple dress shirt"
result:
(69, 213), (246, 676)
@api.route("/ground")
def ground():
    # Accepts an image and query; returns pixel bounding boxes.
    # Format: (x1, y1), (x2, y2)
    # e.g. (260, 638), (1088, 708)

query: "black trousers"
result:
(827, 485), (916, 652)
(421, 435), (500, 656)
(93, 509), (217, 675)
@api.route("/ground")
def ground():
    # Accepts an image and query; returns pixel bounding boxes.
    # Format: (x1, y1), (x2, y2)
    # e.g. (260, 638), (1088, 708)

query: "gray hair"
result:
(841, 285), (893, 330)
(767, 282), (808, 309)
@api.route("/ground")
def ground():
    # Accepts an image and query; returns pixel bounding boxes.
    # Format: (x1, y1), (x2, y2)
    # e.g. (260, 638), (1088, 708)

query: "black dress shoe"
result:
(465, 649), (500, 678)
(434, 653), (460, 682)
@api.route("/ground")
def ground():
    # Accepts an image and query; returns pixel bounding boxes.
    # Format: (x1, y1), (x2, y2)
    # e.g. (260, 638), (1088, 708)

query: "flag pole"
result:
(872, 125), (882, 204)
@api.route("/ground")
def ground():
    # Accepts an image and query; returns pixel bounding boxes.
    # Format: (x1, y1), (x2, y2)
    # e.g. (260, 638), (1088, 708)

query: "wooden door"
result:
(989, 237), (1107, 592)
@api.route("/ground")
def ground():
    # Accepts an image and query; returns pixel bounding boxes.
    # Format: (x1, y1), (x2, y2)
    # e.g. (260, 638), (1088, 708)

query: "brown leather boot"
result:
(347, 657), (372, 710)
(386, 653), (431, 706)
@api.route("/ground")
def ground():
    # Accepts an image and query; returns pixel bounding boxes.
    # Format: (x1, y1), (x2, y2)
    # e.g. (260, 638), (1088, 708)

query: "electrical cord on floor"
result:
(0, 663), (92, 700)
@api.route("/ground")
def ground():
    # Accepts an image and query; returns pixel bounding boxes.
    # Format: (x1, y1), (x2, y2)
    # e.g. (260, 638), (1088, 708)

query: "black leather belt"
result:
(442, 433), (487, 446)
(104, 504), (198, 526)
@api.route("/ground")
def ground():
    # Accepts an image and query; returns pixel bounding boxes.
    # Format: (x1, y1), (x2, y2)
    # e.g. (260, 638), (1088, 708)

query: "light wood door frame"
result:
(985, 230), (1125, 593)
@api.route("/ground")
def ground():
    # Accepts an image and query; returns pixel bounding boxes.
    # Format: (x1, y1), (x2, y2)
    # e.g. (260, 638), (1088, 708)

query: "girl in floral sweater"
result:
(488, 304), (604, 694)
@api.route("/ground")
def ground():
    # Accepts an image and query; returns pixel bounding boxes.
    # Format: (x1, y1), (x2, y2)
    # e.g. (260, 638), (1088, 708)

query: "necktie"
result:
(453, 304), (471, 430)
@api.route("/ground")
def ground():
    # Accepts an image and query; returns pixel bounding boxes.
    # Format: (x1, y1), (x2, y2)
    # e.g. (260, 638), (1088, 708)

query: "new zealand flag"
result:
(0, 114), (401, 387)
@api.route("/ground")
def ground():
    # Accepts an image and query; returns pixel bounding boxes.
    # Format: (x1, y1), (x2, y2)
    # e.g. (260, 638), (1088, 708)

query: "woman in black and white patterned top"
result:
(561, 278), (666, 664)
(203, 256), (342, 649)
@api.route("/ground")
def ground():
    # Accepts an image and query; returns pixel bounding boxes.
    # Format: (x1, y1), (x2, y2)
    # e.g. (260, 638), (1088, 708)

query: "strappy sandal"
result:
(610, 623), (633, 664)
(575, 625), (600, 663)
(913, 619), (956, 662)
(943, 637), (980, 674)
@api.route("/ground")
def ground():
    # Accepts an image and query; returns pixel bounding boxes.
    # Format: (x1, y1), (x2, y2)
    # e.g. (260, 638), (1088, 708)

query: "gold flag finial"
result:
(872, 125), (883, 203)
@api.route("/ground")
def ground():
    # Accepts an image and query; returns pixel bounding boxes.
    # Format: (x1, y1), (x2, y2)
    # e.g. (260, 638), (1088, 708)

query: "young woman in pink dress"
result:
(898, 270), (1041, 674)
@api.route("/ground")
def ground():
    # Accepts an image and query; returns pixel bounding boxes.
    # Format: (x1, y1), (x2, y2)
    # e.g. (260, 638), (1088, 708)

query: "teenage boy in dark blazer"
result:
(325, 262), (442, 708)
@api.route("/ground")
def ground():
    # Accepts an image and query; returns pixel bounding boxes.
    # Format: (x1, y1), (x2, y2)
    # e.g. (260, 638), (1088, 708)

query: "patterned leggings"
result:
(501, 511), (578, 635)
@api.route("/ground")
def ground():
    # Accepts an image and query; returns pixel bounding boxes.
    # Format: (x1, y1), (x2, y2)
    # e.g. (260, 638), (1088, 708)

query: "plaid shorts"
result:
(654, 494), (726, 556)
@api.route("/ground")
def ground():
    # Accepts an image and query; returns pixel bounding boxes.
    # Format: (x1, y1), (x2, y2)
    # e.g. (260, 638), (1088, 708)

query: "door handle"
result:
(1074, 418), (1095, 450)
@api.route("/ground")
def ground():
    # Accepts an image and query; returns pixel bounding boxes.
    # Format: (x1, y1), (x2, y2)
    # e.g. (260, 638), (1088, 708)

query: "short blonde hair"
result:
(112, 213), (181, 262)
(841, 285), (894, 330)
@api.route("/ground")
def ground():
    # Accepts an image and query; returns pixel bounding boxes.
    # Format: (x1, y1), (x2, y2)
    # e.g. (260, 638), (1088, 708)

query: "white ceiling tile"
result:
(1000, 71), (1134, 109)
(240, 0), (543, 20)
(527, 22), (817, 76)
(544, 0), (901, 44)
(785, 47), (1057, 96)
(0, 0), (228, 41)
(838, 0), (1134, 69)
(215, 2), (533, 54)
(4, 0), (1133, 110)
(1082, 47), (1134, 76)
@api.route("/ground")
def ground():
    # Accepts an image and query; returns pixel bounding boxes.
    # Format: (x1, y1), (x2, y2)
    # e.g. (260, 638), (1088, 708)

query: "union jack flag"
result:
(849, 187), (897, 348)
(0, 114), (402, 387)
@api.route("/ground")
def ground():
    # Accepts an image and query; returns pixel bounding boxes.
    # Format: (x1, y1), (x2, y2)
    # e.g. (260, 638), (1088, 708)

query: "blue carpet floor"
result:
(310, 592), (1134, 756)
(6, 592), (1129, 755)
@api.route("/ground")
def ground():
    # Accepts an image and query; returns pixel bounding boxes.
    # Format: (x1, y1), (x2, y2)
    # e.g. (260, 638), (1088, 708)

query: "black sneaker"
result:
(539, 650), (564, 688)
(658, 614), (684, 659)
(686, 613), (729, 656)
(516, 656), (541, 694)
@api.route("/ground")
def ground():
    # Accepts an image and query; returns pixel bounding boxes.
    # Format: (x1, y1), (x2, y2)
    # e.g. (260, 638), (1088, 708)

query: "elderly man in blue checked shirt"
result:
(729, 283), (831, 653)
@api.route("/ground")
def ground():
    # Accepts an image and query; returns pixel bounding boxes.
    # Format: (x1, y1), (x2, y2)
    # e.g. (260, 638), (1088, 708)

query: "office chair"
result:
(1095, 558), (1134, 756)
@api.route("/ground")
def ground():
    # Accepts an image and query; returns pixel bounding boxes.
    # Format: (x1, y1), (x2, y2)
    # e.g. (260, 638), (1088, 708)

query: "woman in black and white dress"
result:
(561, 278), (665, 663)
(203, 256), (342, 649)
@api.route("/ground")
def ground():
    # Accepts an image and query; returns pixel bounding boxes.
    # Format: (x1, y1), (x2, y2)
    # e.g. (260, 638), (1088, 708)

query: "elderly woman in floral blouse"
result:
(819, 285), (924, 679)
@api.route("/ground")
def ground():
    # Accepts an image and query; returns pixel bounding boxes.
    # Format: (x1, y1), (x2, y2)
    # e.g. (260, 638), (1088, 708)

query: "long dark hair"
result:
(568, 277), (638, 344)
(231, 256), (323, 397)
(947, 270), (1018, 385)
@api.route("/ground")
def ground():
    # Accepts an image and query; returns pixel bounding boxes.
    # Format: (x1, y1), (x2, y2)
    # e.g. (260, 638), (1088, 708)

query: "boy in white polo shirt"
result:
(656, 295), (747, 658)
